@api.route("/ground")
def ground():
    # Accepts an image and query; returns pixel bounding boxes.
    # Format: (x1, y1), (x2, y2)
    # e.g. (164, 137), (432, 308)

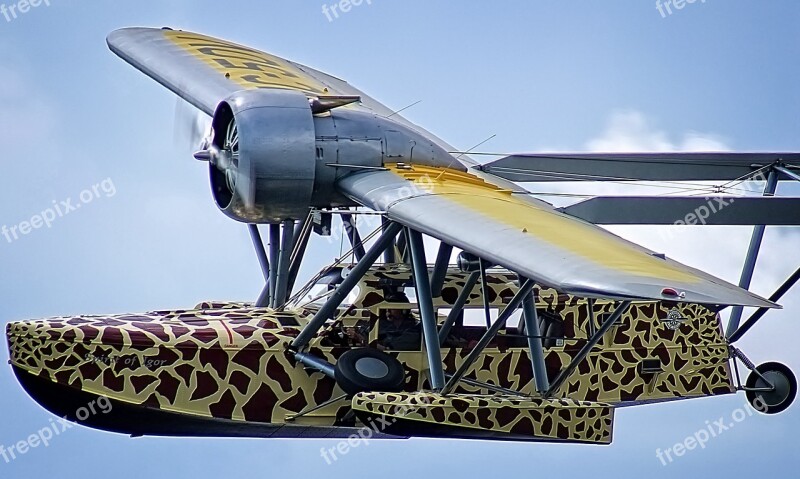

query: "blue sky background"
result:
(1, 1), (799, 477)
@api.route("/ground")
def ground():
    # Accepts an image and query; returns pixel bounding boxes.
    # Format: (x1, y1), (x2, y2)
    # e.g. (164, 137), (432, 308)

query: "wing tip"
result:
(107, 26), (175, 47)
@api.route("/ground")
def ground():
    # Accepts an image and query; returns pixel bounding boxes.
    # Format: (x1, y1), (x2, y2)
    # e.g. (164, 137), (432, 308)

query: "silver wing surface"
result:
(106, 27), (474, 166)
(338, 164), (777, 308)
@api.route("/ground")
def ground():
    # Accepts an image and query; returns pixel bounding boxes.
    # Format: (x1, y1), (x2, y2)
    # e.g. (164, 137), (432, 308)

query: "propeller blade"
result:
(173, 98), (212, 154)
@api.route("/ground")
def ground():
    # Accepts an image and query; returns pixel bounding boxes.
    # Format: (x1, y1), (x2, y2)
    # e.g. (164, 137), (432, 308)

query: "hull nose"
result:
(5, 315), (212, 435)
(6, 315), (202, 395)
(7, 319), (77, 383)
(7, 318), (107, 388)
(4, 313), (339, 438)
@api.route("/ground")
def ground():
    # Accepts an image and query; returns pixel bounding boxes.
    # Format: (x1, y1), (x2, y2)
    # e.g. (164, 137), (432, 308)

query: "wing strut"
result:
(726, 168), (782, 336)
(272, 220), (296, 309)
(430, 242), (454, 297)
(407, 228), (446, 390)
(439, 271), (480, 345)
(287, 212), (314, 296)
(266, 225), (281, 306)
(341, 212), (366, 261)
(382, 218), (397, 263)
(292, 222), (403, 350)
(729, 266), (800, 343)
(479, 259), (493, 328)
(441, 279), (536, 395)
(519, 280), (550, 394)
(248, 224), (271, 282)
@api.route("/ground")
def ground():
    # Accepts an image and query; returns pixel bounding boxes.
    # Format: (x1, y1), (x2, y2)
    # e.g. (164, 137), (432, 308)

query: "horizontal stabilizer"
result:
(480, 152), (800, 182)
(560, 197), (800, 225)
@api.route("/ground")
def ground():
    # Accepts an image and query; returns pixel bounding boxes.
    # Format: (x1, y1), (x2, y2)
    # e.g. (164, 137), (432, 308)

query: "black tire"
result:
(746, 362), (797, 415)
(334, 348), (406, 396)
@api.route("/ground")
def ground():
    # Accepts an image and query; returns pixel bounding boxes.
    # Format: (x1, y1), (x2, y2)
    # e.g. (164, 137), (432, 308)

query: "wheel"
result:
(334, 348), (406, 396)
(745, 362), (797, 414)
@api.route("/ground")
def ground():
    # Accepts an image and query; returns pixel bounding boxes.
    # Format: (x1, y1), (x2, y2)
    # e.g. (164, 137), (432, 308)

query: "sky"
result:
(1, 1), (799, 477)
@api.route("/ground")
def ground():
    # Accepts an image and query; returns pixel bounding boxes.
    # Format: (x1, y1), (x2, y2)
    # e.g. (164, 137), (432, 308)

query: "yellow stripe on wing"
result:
(164, 30), (329, 95)
(386, 164), (699, 283)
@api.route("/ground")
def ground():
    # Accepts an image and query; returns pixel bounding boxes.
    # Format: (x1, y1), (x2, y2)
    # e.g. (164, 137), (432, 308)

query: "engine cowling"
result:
(209, 89), (320, 223)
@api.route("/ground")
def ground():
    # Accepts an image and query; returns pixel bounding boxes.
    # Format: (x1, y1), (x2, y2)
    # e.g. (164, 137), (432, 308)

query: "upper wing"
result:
(108, 27), (367, 115)
(338, 164), (777, 308)
(480, 152), (800, 182)
(107, 27), (474, 165)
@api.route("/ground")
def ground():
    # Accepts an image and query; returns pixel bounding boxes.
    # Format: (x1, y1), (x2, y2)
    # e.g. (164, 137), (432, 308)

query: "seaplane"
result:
(7, 27), (800, 444)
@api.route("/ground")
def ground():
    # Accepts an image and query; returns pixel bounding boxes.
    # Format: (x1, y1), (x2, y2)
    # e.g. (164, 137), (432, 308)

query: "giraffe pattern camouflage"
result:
(352, 392), (614, 443)
(6, 264), (734, 443)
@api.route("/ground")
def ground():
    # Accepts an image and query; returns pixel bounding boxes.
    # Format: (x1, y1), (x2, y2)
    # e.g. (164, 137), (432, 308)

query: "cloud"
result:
(570, 110), (792, 281)
(586, 111), (730, 152)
